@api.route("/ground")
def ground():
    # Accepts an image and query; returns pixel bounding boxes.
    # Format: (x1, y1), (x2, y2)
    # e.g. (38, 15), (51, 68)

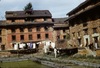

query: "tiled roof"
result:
(6, 10), (52, 18)
(66, 3), (99, 21)
(53, 18), (69, 28)
(67, 0), (90, 15)
(53, 18), (67, 23)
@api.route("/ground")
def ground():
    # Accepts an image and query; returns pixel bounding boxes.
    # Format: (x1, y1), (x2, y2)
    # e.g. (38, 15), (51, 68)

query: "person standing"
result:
(54, 47), (57, 58)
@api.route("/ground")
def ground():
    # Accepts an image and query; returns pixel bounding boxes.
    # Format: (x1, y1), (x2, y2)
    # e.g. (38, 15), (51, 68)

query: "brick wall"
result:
(69, 19), (100, 47)
(15, 19), (25, 23)
(34, 18), (44, 22)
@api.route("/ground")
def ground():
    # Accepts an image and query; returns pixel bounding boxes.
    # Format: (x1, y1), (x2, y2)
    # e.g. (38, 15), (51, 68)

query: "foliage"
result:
(24, 2), (33, 11)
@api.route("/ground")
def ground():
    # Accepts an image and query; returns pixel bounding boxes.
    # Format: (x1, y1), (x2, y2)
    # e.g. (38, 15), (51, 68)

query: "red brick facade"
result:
(0, 10), (55, 50)
(0, 10), (68, 50)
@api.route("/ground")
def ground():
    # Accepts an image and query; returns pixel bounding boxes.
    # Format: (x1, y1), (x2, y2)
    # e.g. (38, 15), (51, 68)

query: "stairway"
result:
(84, 47), (96, 57)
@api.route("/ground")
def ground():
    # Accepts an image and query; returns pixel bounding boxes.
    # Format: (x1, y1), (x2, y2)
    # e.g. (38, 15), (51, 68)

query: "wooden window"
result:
(45, 34), (49, 39)
(93, 28), (97, 33)
(44, 27), (48, 31)
(12, 35), (16, 41)
(83, 23), (87, 27)
(0, 37), (2, 43)
(20, 35), (24, 40)
(1, 45), (5, 50)
(63, 29), (66, 33)
(83, 29), (88, 35)
(20, 28), (24, 32)
(0, 30), (1, 35)
(26, 18), (34, 22)
(57, 36), (60, 40)
(12, 19), (15, 22)
(37, 34), (41, 39)
(36, 27), (40, 31)
(29, 28), (32, 32)
(44, 18), (47, 21)
(72, 32), (75, 37)
(78, 38), (81, 46)
(29, 34), (32, 40)
(12, 29), (15, 33)
(63, 35), (66, 39)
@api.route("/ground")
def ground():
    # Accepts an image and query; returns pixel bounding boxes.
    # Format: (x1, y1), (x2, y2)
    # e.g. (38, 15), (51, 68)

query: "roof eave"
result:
(66, 4), (99, 21)
(67, 0), (90, 15)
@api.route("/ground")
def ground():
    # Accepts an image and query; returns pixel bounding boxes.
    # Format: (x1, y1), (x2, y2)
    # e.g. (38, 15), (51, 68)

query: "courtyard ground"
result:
(0, 50), (100, 68)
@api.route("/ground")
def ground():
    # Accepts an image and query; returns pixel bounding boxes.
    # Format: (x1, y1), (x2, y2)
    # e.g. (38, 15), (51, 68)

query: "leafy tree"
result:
(24, 2), (33, 11)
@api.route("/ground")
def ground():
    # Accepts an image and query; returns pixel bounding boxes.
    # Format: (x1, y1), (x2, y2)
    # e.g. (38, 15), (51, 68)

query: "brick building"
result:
(0, 10), (68, 50)
(0, 10), (54, 50)
(66, 0), (100, 49)
(53, 18), (69, 42)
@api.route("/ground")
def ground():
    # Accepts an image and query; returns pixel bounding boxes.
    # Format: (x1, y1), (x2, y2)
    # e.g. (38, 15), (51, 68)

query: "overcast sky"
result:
(0, 0), (85, 20)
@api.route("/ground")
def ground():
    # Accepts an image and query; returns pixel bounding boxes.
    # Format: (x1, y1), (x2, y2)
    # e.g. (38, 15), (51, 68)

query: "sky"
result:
(0, 0), (85, 20)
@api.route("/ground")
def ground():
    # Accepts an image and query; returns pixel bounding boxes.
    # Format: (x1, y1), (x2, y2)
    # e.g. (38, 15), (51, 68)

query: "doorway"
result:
(78, 38), (81, 47)
(1, 45), (5, 50)
(86, 38), (88, 47)
(94, 36), (98, 49)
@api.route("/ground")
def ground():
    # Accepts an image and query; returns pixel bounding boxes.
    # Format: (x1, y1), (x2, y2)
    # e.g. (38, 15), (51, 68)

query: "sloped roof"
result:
(66, 3), (100, 21)
(53, 18), (69, 28)
(67, 0), (90, 15)
(6, 10), (52, 18)
(53, 18), (67, 23)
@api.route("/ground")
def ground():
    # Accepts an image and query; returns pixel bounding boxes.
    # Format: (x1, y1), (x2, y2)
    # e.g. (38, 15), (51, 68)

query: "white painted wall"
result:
(92, 33), (99, 42)
(83, 35), (90, 46)
(14, 43), (18, 50)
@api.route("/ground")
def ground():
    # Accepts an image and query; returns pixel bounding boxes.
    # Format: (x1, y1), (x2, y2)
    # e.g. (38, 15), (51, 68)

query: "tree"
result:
(24, 2), (33, 11)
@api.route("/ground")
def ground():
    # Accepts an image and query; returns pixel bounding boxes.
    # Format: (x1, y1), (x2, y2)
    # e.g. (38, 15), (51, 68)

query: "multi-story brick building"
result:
(66, 0), (100, 50)
(0, 10), (68, 50)
(53, 18), (69, 42)
(52, 18), (69, 49)
(0, 10), (54, 50)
